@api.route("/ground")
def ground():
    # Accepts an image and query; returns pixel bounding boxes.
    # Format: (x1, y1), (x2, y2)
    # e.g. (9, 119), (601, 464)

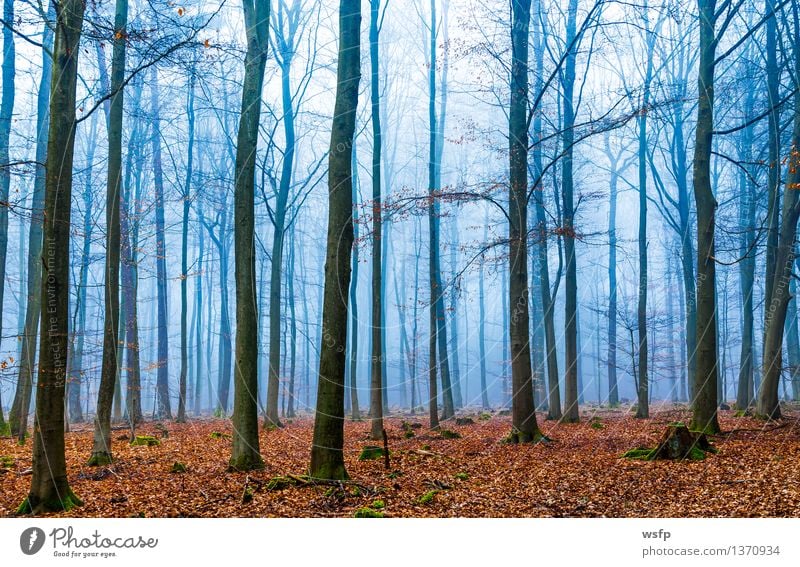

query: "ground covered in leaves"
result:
(2, 406), (800, 517)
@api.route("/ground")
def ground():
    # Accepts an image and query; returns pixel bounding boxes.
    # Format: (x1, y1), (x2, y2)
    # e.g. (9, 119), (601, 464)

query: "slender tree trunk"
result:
(736, 113), (756, 409)
(369, 0), (385, 440)
(759, 24), (800, 418)
(20, 0), (86, 514)
(150, 68), (172, 420)
(690, 0), (720, 434)
(428, 0), (454, 423)
(10, 14), (54, 438)
(561, 0), (579, 423)
(508, 0), (543, 442)
(635, 14), (654, 418)
(90, 0), (128, 466)
(178, 68), (196, 424)
(348, 138), (361, 420)
(230, 0), (269, 471)
(309, 0), (361, 480)
(0, 0), (15, 382)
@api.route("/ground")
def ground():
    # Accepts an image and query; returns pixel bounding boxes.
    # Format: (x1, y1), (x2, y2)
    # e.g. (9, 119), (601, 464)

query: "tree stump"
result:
(624, 423), (716, 461)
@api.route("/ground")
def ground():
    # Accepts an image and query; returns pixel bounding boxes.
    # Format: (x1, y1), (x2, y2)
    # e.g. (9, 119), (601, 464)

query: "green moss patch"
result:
(417, 490), (438, 505)
(359, 445), (387, 461)
(130, 435), (160, 447)
(454, 472), (469, 481)
(171, 462), (188, 473)
(209, 431), (230, 440)
(439, 429), (461, 439)
(354, 507), (384, 518)
(0, 455), (14, 468)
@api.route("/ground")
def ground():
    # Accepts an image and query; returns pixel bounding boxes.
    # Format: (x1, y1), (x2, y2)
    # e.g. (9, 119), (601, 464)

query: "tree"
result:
(561, 0), (580, 423)
(0, 0), (14, 387)
(9, 11), (54, 439)
(309, 0), (361, 481)
(690, 0), (721, 434)
(507, 0), (544, 443)
(427, 0), (455, 426)
(758, 4), (800, 420)
(150, 67), (172, 420)
(230, 0), (270, 471)
(369, 0), (385, 441)
(19, 0), (86, 514)
(90, 0), (129, 467)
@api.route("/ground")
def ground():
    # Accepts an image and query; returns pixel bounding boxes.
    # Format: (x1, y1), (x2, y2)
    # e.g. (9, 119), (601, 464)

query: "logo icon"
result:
(20, 527), (46, 555)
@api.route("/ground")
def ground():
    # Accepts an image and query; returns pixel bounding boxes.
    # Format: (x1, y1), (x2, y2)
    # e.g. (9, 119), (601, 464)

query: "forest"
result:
(0, 0), (800, 519)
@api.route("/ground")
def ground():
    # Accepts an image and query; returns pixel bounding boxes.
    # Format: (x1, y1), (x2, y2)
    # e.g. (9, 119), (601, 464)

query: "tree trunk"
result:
(150, 68), (172, 420)
(230, 0), (269, 471)
(427, 0), (455, 424)
(369, 0), (385, 440)
(508, 0), (543, 442)
(309, 0), (361, 480)
(561, 0), (579, 423)
(9, 14), (53, 438)
(20, 0), (85, 514)
(690, 0), (720, 434)
(90, 0), (128, 466)
(758, 35), (800, 418)
(0, 0), (15, 388)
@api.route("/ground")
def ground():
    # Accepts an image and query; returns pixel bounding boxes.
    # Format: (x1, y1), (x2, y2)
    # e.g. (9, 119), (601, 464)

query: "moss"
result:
(503, 428), (549, 444)
(16, 489), (83, 515)
(130, 435), (160, 447)
(404, 430), (415, 439)
(0, 455), (14, 468)
(266, 476), (297, 491)
(455, 417), (475, 426)
(687, 446), (707, 461)
(440, 429), (461, 439)
(354, 507), (384, 518)
(421, 444), (431, 451)
(87, 452), (113, 466)
(590, 417), (604, 430)
(228, 454), (265, 472)
(479, 412), (492, 421)
(171, 462), (188, 473)
(371, 500), (385, 509)
(209, 431), (230, 440)
(350, 486), (361, 497)
(622, 447), (656, 460)
(358, 445), (386, 461)
(417, 490), (437, 505)
(241, 487), (254, 504)
(454, 472), (469, 481)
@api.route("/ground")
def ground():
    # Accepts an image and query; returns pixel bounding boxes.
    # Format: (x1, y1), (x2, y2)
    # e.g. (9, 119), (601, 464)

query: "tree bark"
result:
(20, 0), (86, 514)
(230, 0), (270, 471)
(90, 0), (128, 466)
(690, 0), (720, 434)
(309, 0), (361, 480)
(508, 0), (543, 442)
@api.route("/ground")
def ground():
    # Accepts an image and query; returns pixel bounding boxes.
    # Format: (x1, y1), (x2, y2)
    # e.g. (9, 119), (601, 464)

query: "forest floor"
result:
(2, 405), (800, 517)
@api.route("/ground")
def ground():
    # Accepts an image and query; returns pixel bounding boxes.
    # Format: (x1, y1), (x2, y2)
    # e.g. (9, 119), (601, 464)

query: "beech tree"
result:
(309, 0), (361, 481)
(230, 0), (270, 471)
(19, 0), (86, 514)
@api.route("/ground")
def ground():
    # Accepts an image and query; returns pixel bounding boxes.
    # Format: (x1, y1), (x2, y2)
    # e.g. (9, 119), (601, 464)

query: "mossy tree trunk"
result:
(21, 0), (85, 514)
(309, 0), (361, 481)
(230, 0), (270, 472)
